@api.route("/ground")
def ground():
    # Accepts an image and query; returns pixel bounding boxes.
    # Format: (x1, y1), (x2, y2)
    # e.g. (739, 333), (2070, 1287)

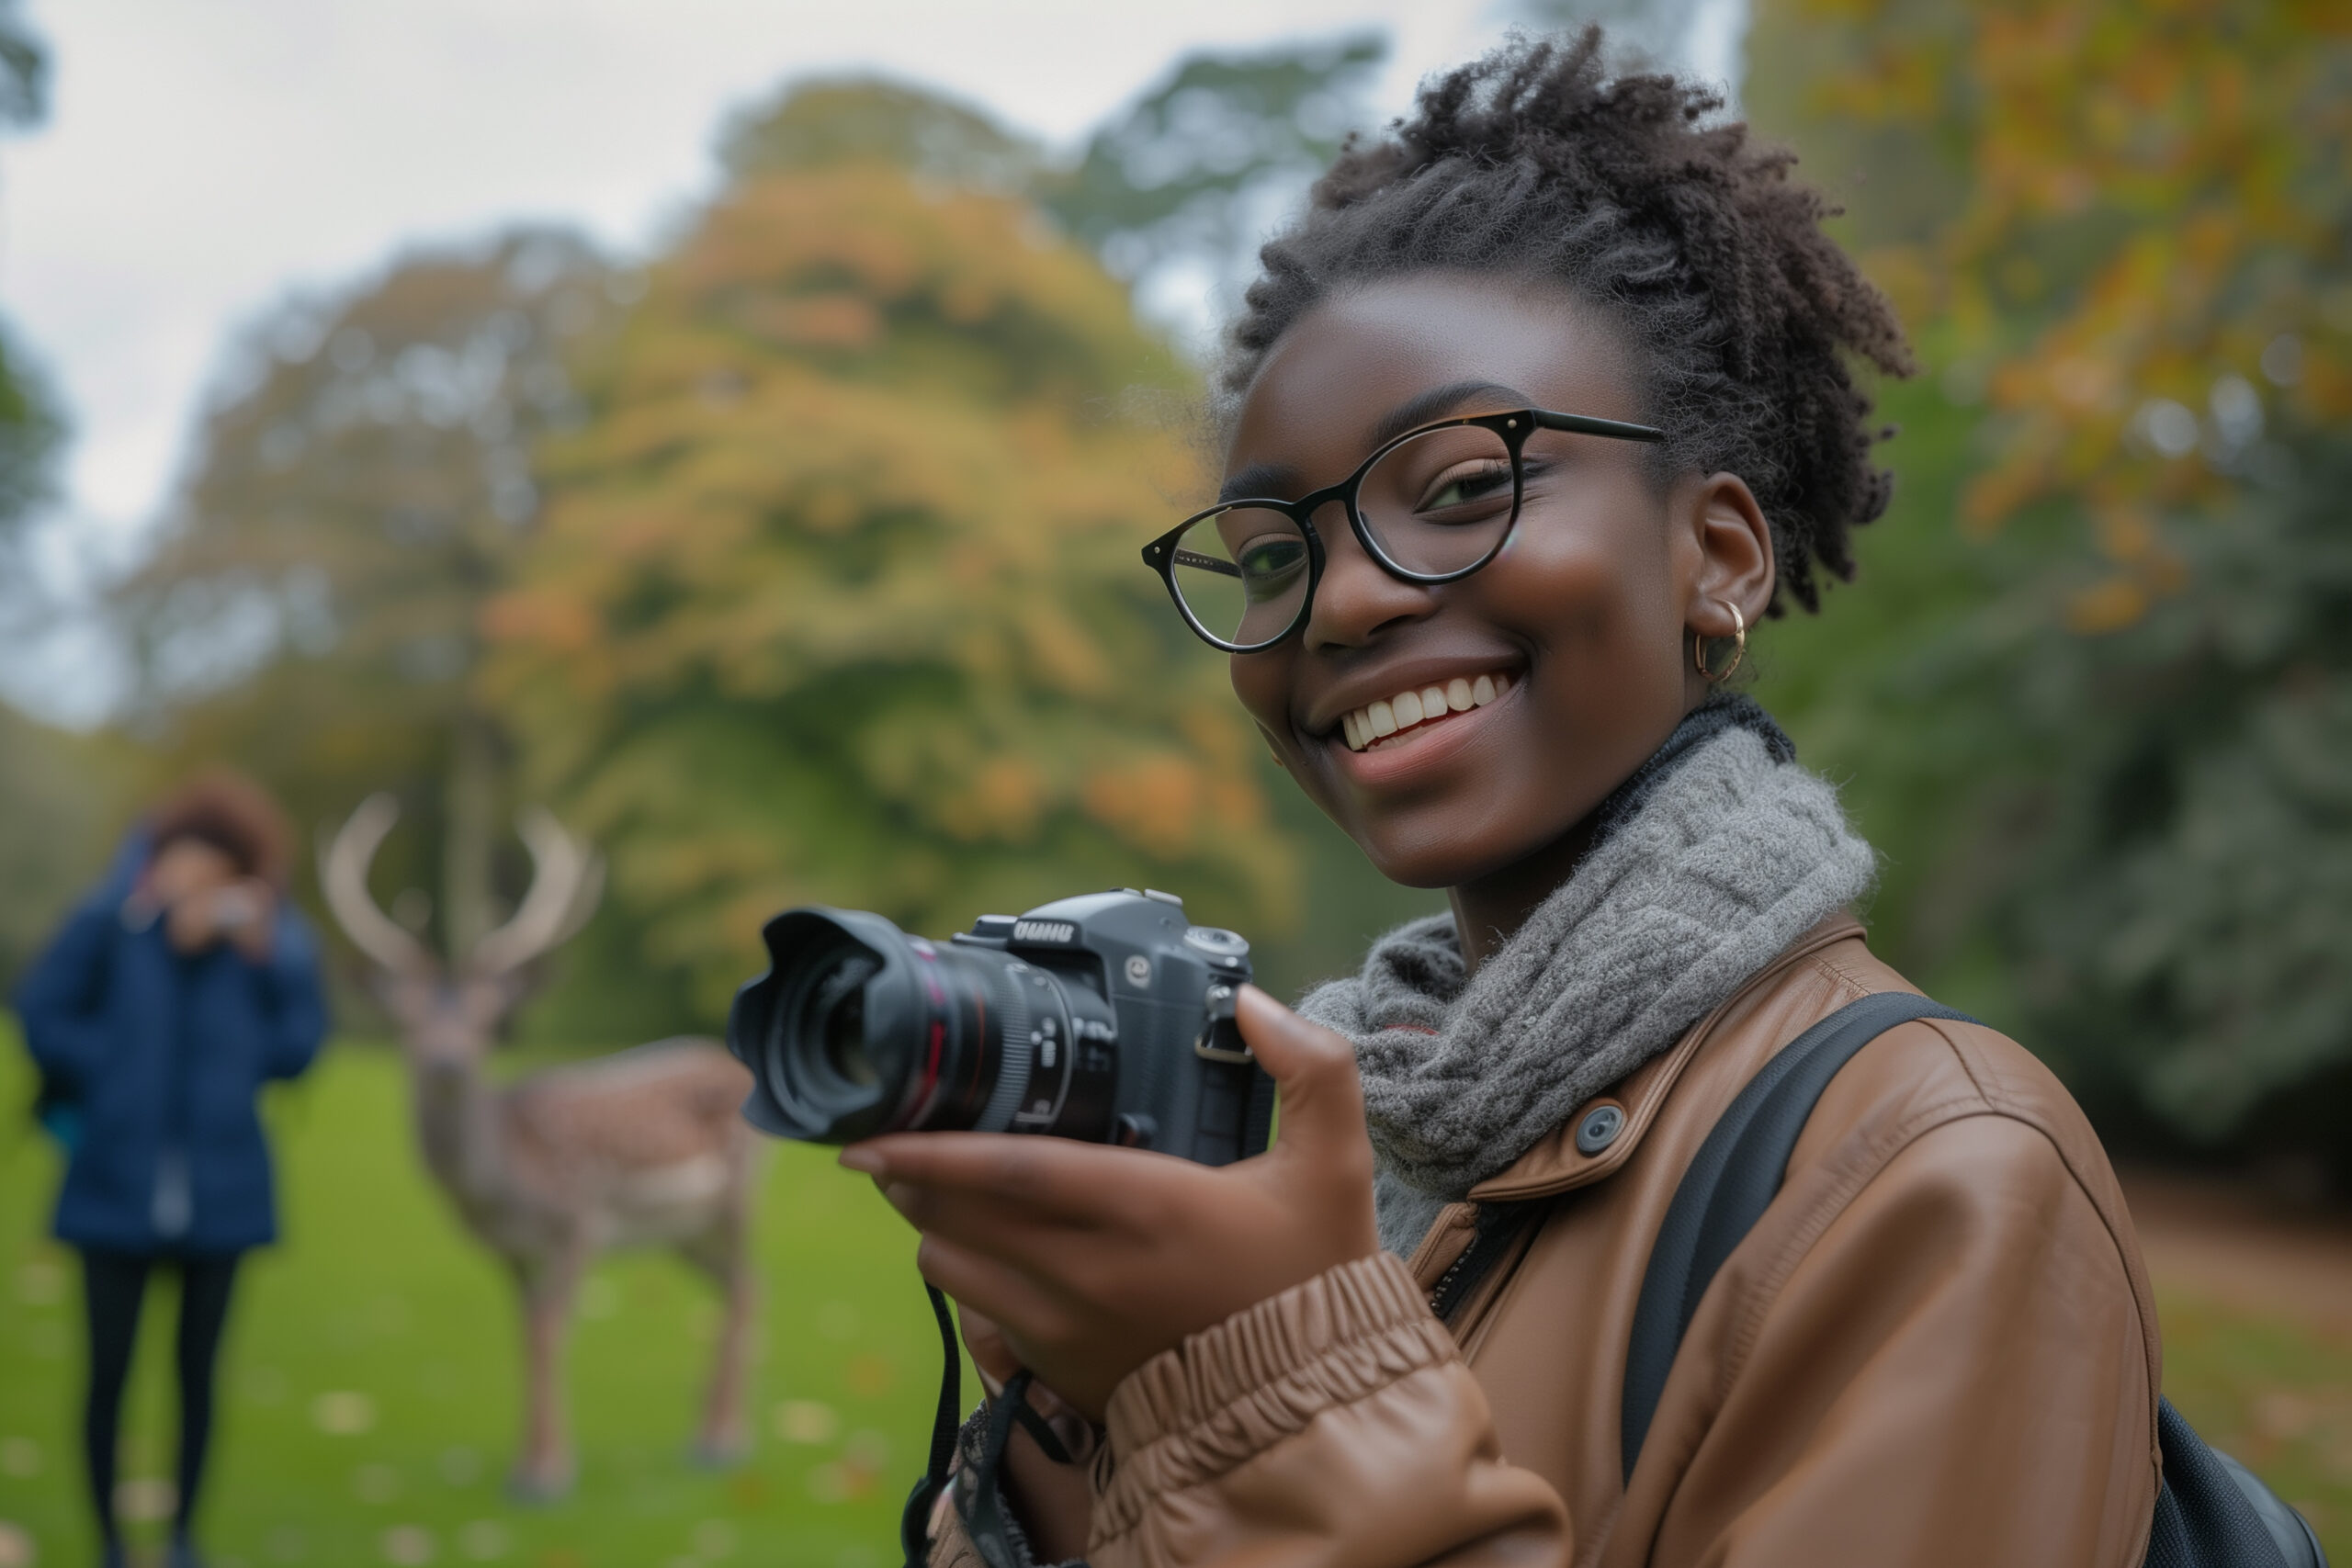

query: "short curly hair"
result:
(1223, 28), (1914, 614)
(147, 770), (293, 888)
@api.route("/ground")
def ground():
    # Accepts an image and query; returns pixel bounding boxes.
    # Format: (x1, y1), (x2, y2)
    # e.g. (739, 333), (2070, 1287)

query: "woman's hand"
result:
(956, 1302), (1095, 1562)
(842, 986), (1379, 1420)
(164, 879), (276, 961)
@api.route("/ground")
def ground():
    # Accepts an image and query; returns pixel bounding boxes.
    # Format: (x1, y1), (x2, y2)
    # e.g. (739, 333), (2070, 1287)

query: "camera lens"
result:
(821, 999), (875, 1088)
(729, 908), (1070, 1145)
(802, 948), (880, 1090)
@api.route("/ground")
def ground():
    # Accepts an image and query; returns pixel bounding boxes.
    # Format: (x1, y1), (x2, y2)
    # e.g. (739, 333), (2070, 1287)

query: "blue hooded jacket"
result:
(12, 834), (329, 1255)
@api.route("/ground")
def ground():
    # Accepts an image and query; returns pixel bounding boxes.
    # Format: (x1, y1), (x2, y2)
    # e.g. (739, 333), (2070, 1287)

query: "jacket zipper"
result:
(1428, 1201), (1540, 1324)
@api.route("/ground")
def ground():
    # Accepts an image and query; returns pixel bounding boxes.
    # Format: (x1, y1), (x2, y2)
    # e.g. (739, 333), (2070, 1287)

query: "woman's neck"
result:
(1447, 813), (1600, 975)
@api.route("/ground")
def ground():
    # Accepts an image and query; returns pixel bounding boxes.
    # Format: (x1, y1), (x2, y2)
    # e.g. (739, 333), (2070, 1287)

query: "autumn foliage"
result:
(1808, 0), (2352, 626)
(485, 152), (1293, 1011)
(1749, 0), (2352, 1148)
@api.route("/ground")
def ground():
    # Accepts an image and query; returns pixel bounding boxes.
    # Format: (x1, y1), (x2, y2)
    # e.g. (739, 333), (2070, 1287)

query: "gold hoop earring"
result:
(1693, 599), (1747, 682)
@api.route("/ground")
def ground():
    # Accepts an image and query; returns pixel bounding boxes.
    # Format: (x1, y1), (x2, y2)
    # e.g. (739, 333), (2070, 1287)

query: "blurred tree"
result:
(483, 81), (1297, 1020)
(1037, 33), (1386, 348)
(1512, 0), (1755, 93)
(718, 73), (1042, 194)
(0, 702), (141, 989)
(1985, 432), (2352, 1147)
(108, 231), (668, 1024)
(0, 0), (64, 583)
(1750, 0), (2352, 1160)
(0, 1), (96, 998)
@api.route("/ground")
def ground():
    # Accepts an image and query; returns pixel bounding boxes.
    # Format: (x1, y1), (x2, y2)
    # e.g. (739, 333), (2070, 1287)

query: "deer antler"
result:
(469, 807), (605, 979)
(320, 794), (439, 978)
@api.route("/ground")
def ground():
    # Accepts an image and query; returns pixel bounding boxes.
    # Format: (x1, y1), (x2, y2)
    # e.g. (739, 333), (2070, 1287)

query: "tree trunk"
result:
(443, 705), (500, 961)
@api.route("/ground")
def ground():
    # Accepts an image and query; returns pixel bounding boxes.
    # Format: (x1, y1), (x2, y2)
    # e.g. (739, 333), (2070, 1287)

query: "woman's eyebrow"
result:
(1218, 460), (1301, 503)
(1367, 379), (1533, 450)
(1216, 380), (1532, 504)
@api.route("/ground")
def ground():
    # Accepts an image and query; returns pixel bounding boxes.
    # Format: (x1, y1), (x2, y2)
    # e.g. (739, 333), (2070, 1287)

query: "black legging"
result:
(78, 1248), (242, 1546)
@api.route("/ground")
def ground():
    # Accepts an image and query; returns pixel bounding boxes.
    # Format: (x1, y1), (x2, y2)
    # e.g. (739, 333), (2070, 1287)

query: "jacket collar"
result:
(1462, 912), (1866, 1204)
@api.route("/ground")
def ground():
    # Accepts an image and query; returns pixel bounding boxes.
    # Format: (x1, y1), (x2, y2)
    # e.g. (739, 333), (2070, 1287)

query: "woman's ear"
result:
(1679, 472), (1775, 637)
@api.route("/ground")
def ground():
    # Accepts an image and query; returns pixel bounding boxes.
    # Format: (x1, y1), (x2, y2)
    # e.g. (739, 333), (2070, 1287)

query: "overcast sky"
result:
(0, 0), (1742, 721)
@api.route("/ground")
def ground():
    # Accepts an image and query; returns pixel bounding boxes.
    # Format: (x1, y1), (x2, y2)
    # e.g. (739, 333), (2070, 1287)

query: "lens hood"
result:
(728, 906), (927, 1143)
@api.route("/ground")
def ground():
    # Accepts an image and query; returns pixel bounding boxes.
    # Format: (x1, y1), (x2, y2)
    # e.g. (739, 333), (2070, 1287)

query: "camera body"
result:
(729, 888), (1274, 1167)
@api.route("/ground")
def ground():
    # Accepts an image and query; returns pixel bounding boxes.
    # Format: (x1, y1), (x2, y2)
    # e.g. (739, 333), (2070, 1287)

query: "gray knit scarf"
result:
(1295, 697), (1879, 1256)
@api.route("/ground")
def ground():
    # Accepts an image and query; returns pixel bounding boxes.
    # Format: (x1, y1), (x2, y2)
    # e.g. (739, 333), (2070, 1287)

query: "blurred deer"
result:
(320, 795), (760, 1500)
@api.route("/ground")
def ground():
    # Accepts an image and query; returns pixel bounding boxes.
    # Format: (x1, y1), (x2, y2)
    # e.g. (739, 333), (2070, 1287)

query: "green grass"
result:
(0, 1035), (959, 1568)
(2156, 1287), (2352, 1562)
(6, 1033), (2350, 1567)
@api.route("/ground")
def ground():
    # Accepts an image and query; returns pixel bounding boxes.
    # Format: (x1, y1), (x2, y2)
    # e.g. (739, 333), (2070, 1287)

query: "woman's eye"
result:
(1417, 461), (1514, 514)
(1237, 536), (1307, 602)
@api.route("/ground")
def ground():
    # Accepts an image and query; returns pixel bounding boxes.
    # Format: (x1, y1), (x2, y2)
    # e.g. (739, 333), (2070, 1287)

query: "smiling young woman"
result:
(859, 30), (2168, 1568)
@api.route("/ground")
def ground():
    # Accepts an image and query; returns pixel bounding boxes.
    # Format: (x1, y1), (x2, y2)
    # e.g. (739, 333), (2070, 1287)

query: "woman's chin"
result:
(1342, 816), (1547, 896)
(1329, 771), (1610, 897)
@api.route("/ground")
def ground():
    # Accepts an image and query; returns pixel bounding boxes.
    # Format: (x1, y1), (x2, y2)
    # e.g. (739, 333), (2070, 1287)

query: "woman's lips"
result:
(1338, 670), (1514, 752)
(1320, 671), (1517, 784)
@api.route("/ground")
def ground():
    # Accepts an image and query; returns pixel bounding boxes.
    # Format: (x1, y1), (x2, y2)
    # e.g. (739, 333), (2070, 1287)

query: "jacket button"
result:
(1575, 1103), (1624, 1156)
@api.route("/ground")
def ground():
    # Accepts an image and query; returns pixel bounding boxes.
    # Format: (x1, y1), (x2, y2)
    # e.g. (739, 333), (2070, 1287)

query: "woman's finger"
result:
(1234, 986), (1368, 1157)
(955, 1302), (1023, 1391)
(845, 1130), (1178, 1214)
(913, 1235), (1074, 1348)
(874, 1174), (1090, 1252)
(876, 1169), (1196, 1289)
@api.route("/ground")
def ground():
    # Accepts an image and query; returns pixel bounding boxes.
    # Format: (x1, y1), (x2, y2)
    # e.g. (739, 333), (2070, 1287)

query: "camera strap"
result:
(903, 1280), (1078, 1568)
(901, 1281), (963, 1568)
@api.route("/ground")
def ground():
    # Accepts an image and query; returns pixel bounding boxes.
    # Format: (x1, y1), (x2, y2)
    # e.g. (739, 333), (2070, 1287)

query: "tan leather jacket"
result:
(940, 915), (2162, 1568)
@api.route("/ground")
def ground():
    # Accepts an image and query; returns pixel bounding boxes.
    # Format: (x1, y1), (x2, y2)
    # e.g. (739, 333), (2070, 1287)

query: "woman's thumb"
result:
(1235, 985), (1367, 1152)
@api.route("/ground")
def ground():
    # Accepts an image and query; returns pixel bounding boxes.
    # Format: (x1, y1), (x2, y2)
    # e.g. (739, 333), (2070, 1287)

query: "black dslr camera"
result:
(727, 889), (1274, 1167)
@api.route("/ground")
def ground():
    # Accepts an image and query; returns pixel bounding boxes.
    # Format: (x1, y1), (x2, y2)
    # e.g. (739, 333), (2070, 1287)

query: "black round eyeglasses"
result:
(1140, 407), (1666, 653)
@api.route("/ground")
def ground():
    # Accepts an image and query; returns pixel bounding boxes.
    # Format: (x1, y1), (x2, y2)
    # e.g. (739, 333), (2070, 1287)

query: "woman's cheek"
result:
(1228, 651), (1298, 755)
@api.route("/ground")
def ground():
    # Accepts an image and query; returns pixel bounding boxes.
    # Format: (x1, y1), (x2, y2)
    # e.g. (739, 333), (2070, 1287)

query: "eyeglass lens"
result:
(1167, 423), (1521, 647)
(1354, 422), (1518, 576)
(1168, 506), (1313, 649)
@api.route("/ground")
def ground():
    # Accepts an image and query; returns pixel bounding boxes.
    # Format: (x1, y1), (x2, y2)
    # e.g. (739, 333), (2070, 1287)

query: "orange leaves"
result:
(2059, 502), (2188, 634)
(1081, 755), (1207, 861)
(488, 124), (1288, 1004)
(965, 758), (1049, 840)
(480, 586), (598, 657)
(2065, 576), (2146, 635)
(736, 292), (883, 351)
(1816, 0), (2352, 592)
(1015, 604), (1112, 700)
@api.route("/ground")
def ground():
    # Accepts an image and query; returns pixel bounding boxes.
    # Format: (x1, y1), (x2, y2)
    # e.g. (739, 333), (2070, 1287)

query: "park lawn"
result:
(6, 1032), (2352, 1568)
(2155, 1287), (2352, 1562)
(0, 1033), (960, 1568)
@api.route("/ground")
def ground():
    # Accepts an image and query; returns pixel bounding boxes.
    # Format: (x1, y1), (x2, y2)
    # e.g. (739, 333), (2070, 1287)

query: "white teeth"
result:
(1338, 670), (1516, 751)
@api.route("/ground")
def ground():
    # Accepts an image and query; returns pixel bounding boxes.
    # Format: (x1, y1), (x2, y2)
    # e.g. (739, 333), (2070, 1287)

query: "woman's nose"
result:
(1302, 502), (1432, 650)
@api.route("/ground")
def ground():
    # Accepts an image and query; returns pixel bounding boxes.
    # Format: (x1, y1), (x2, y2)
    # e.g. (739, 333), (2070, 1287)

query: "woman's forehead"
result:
(1227, 275), (1637, 472)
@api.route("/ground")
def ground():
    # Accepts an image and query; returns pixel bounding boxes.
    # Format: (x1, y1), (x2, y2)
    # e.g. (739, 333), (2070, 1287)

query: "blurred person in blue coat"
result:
(13, 771), (328, 1568)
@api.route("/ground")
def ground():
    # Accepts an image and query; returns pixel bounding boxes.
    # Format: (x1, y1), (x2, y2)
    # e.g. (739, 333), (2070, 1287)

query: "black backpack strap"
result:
(2148, 1399), (2323, 1568)
(1621, 991), (1975, 1483)
(1616, 993), (2329, 1568)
